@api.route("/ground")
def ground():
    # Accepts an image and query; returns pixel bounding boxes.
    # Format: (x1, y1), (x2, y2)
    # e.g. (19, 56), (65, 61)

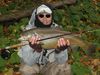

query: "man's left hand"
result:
(55, 38), (70, 53)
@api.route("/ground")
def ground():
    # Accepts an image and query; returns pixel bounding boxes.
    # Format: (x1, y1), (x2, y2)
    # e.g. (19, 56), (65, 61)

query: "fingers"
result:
(66, 39), (70, 46)
(57, 38), (70, 47)
(29, 35), (40, 45)
(57, 38), (66, 47)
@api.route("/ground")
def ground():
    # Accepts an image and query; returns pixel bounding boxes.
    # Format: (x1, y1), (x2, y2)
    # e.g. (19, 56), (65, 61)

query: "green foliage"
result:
(54, 0), (100, 32)
(0, 2), (16, 14)
(8, 52), (20, 64)
(0, 56), (6, 72)
(0, 18), (28, 48)
(0, 0), (37, 15)
(71, 50), (92, 75)
(95, 50), (100, 58)
(0, 18), (29, 72)
(71, 62), (91, 75)
(68, 48), (91, 75)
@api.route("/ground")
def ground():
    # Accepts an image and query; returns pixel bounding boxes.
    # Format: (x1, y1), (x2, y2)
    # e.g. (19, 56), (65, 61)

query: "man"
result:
(18, 4), (71, 75)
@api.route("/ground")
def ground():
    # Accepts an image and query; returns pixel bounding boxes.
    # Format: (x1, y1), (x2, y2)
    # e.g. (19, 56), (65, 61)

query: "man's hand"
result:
(29, 35), (42, 52)
(55, 38), (70, 53)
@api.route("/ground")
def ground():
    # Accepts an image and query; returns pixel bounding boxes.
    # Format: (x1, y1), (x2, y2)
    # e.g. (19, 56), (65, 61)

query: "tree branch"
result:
(0, 0), (76, 23)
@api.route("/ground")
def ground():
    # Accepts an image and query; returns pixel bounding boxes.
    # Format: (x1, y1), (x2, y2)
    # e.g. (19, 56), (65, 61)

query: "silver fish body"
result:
(19, 28), (88, 50)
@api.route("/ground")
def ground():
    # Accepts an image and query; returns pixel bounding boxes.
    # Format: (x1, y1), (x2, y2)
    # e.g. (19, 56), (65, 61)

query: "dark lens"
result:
(46, 14), (51, 18)
(38, 14), (44, 18)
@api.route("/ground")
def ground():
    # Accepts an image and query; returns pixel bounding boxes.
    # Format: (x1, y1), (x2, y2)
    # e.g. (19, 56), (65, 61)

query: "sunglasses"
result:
(38, 14), (51, 18)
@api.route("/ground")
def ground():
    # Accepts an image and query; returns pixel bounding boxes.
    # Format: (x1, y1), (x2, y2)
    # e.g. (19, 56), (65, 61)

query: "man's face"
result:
(37, 13), (52, 25)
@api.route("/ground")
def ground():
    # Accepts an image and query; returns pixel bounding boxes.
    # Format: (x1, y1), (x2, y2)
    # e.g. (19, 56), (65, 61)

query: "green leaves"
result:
(0, 56), (6, 72)
(71, 62), (91, 75)
(8, 52), (20, 64)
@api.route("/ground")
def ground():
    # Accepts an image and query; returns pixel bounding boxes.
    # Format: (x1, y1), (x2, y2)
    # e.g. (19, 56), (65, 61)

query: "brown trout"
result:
(19, 28), (88, 50)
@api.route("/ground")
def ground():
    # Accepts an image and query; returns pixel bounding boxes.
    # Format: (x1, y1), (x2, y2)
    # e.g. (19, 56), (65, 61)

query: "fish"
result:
(18, 28), (88, 50)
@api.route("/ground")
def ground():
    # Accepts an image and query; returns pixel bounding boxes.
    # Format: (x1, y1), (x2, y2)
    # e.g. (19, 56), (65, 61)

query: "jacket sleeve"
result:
(18, 44), (42, 66)
(54, 49), (68, 64)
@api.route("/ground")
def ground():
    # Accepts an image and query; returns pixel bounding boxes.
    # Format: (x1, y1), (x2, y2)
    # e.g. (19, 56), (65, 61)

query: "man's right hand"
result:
(29, 35), (42, 52)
